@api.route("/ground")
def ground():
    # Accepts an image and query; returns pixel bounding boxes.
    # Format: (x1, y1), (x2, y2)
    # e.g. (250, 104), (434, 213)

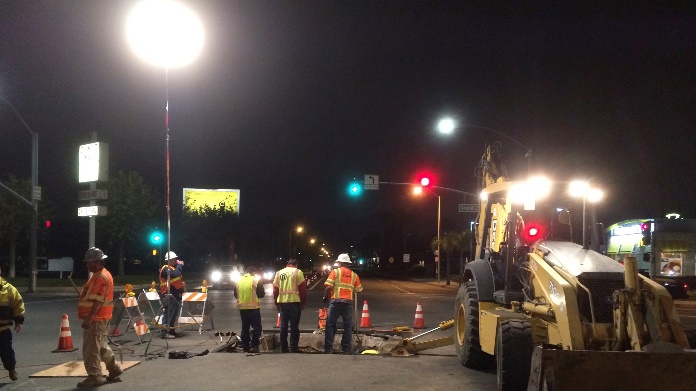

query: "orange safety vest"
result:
(78, 268), (114, 321)
(325, 267), (362, 301)
(160, 264), (184, 294)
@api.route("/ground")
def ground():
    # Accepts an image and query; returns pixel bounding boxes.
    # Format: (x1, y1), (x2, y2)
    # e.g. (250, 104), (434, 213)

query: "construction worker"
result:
(160, 251), (185, 339)
(323, 253), (363, 353)
(273, 258), (307, 353)
(234, 266), (265, 353)
(0, 265), (24, 382)
(77, 247), (122, 387)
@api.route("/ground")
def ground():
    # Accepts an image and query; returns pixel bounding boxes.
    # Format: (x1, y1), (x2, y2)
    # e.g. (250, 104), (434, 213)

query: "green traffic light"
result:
(150, 231), (164, 245)
(347, 181), (363, 197)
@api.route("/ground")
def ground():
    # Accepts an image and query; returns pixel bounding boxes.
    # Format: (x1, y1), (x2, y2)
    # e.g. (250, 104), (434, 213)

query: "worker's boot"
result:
(9, 369), (18, 381)
(106, 359), (123, 382)
(77, 375), (106, 387)
(248, 346), (260, 353)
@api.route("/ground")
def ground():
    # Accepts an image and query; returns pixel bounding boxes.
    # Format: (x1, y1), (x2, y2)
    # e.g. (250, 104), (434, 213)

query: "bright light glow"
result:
(527, 176), (552, 199)
(666, 213), (681, 219)
(263, 271), (274, 280)
(211, 271), (221, 282)
(253, 274), (261, 282)
(126, 0), (204, 68)
(480, 190), (488, 201)
(437, 118), (456, 134)
(296, 226), (304, 233)
(508, 182), (529, 204)
(568, 180), (590, 198)
(586, 188), (604, 203)
(528, 227), (539, 236)
(420, 177), (430, 187)
(231, 270), (241, 283)
(413, 186), (423, 195)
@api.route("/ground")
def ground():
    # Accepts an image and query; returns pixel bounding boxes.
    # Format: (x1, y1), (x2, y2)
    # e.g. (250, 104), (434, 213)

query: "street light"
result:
(413, 185), (441, 283)
(437, 118), (532, 174)
(0, 97), (39, 292)
(569, 179), (604, 250)
(126, 0), (204, 260)
(288, 225), (304, 259)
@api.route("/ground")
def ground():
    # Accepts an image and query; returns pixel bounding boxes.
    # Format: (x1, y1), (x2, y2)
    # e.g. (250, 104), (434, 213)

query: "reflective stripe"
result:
(159, 265), (184, 293)
(237, 275), (259, 309)
(77, 269), (114, 321)
(327, 268), (360, 300)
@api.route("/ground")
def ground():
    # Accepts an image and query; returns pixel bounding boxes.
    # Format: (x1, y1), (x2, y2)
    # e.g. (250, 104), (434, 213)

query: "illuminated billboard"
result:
(183, 188), (240, 214)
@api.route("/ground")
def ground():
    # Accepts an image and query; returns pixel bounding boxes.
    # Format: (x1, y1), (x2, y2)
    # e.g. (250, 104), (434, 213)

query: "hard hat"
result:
(84, 247), (107, 262)
(336, 253), (352, 264)
(164, 251), (178, 261)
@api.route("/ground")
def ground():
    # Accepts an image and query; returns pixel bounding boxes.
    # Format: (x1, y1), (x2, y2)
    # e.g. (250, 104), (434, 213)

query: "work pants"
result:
(82, 320), (118, 377)
(161, 294), (181, 336)
(239, 309), (262, 349)
(324, 301), (353, 353)
(278, 302), (301, 351)
(0, 329), (16, 371)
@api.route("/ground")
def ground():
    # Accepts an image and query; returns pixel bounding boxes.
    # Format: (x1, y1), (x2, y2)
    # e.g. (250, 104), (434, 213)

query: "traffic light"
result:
(152, 249), (157, 256)
(641, 222), (652, 246)
(45, 220), (51, 228)
(347, 181), (363, 197)
(150, 230), (164, 245)
(420, 177), (431, 187)
(520, 223), (545, 245)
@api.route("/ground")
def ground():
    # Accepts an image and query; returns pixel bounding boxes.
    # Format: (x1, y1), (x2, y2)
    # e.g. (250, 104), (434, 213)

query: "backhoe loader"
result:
(454, 144), (696, 390)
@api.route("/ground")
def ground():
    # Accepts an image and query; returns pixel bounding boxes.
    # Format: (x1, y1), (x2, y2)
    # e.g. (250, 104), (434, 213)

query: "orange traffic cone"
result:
(413, 303), (425, 329)
(134, 319), (148, 336)
(360, 300), (372, 328)
(52, 314), (78, 352)
(318, 308), (328, 330)
(275, 312), (281, 328)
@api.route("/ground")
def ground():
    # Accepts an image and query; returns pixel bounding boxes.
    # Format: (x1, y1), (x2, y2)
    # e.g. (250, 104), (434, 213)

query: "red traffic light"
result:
(45, 220), (51, 228)
(420, 177), (431, 187)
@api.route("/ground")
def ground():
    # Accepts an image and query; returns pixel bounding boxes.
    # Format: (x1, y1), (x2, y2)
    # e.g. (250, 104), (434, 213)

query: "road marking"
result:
(381, 280), (411, 294)
(25, 298), (77, 305)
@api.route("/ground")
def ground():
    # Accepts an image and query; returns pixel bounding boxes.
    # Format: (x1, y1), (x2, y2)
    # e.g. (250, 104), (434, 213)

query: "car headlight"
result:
(254, 274), (261, 282)
(263, 271), (273, 280)
(231, 270), (241, 283)
(211, 271), (222, 282)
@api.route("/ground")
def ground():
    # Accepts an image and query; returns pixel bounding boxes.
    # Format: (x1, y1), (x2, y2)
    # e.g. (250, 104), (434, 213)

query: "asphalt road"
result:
(4, 276), (499, 390)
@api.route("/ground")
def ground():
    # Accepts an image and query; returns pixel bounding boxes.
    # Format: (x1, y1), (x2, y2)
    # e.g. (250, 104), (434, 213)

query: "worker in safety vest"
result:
(273, 258), (307, 353)
(77, 247), (123, 388)
(0, 265), (24, 382)
(323, 253), (363, 353)
(234, 266), (266, 353)
(159, 251), (185, 339)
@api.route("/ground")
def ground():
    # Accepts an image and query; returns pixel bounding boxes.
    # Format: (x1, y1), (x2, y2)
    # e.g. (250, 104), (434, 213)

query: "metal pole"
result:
(88, 132), (97, 279)
(582, 196), (587, 250)
(29, 132), (38, 292)
(437, 194), (441, 284)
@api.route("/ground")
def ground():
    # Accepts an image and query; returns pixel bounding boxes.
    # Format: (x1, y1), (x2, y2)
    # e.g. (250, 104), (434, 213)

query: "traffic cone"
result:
(111, 326), (121, 337)
(360, 300), (372, 328)
(413, 303), (425, 329)
(52, 314), (78, 352)
(275, 312), (280, 328)
(318, 308), (328, 330)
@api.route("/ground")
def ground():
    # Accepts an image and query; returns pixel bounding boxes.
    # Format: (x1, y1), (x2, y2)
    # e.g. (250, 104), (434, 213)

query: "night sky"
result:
(1, 1), (695, 261)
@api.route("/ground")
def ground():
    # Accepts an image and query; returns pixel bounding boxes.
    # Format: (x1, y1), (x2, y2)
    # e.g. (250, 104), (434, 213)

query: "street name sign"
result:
(77, 206), (108, 217)
(459, 204), (478, 213)
(78, 189), (109, 201)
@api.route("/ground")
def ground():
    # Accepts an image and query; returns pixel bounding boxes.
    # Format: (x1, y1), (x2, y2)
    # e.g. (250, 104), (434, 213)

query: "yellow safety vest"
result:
(237, 274), (260, 310)
(0, 280), (24, 332)
(274, 267), (303, 303)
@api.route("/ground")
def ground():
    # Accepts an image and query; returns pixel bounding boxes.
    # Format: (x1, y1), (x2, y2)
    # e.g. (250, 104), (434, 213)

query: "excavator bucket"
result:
(527, 346), (696, 391)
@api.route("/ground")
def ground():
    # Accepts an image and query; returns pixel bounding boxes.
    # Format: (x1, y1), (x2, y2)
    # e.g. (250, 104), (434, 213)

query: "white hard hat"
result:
(336, 253), (352, 264)
(164, 251), (178, 261)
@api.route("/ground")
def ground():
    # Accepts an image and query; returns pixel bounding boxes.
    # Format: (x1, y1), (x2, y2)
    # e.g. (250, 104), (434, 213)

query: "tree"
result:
(99, 171), (158, 276)
(432, 231), (462, 285)
(0, 175), (32, 277)
(180, 200), (240, 267)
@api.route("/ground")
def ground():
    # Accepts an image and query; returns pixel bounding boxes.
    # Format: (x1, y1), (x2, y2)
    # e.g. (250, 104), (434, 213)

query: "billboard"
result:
(183, 188), (240, 214)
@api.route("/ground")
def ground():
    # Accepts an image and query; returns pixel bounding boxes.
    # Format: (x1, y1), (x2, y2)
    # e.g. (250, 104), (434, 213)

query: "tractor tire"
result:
(496, 319), (534, 391)
(454, 281), (494, 369)
(684, 329), (696, 349)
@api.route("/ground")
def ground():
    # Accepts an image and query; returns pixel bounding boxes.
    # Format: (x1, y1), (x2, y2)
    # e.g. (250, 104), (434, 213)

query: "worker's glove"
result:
(322, 296), (328, 303)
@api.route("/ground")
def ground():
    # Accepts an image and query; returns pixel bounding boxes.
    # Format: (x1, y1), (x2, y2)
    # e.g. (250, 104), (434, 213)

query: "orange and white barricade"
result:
(178, 292), (215, 334)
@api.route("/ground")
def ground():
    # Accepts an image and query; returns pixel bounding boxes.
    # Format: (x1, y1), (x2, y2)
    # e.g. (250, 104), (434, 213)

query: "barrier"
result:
(52, 314), (78, 352)
(318, 308), (328, 330)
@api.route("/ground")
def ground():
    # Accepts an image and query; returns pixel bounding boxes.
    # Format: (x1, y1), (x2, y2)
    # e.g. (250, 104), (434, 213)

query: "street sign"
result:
(459, 204), (478, 213)
(32, 186), (41, 201)
(364, 174), (379, 190)
(388, 256), (394, 264)
(78, 189), (108, 201)
(77, 206), (108, 217)
(403, 254), (410, 263)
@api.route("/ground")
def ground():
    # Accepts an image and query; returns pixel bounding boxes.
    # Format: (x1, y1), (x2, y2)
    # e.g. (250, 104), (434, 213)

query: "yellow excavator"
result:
(455, 144), (696, 390)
